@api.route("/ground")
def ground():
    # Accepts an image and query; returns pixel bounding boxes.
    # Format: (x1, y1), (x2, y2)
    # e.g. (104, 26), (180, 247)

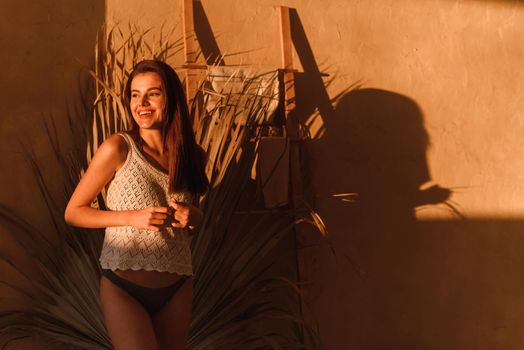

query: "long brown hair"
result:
(123, 60), (209, 195)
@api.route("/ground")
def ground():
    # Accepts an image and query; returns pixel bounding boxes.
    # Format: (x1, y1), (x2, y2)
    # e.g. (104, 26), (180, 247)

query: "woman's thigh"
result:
(100, 276), (159, 350)
(152, 277), (193, 350)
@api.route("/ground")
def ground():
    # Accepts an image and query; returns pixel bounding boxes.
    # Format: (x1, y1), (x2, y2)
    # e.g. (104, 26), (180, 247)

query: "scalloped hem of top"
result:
(99, 262), (193, 276)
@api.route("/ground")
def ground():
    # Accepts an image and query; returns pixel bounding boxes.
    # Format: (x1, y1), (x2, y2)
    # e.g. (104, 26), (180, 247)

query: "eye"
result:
(131, 93), (139, 99)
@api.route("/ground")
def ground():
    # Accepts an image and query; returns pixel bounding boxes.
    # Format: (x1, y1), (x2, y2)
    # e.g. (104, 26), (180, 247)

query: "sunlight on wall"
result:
(106, 0), (524, 219)
(103, 1), (524, 349)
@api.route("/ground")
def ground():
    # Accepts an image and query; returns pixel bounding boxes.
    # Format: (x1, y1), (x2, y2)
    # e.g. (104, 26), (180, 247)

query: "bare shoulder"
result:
(92, 133), (129, 169)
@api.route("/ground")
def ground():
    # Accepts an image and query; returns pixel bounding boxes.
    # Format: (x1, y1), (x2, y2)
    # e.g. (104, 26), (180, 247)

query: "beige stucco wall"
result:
(106, 0), (524, 349)
(0, 0), (105, 228)
(107, 0), (524, 218)
(2, 0), (523, 348)
(0, 1), (104, 348)
(106, 1), (524, 349)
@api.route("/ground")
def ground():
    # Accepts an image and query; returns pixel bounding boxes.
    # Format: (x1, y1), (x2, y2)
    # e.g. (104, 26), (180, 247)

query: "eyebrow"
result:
(131, 87), (162, 92)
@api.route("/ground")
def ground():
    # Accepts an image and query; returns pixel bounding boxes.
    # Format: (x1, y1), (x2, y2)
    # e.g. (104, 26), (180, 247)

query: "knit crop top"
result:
(99, 132), (194, 275)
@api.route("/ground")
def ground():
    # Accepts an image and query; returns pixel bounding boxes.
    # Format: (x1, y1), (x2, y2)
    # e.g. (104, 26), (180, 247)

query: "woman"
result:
(65, 60), (208, 350)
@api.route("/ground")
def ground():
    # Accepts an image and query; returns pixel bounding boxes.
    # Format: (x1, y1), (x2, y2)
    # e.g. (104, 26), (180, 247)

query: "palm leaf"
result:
(0, 23), (326, 350)
(187, 67), (324, 349)
(0, 114), (110, 349)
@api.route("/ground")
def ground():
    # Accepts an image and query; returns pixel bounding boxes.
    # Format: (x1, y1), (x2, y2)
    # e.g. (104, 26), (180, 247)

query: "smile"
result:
(138, 111), (153, 116)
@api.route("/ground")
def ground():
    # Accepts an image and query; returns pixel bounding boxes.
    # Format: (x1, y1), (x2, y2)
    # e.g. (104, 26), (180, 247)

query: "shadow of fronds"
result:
(189, 69), (323, 349)
(0, 24), (326, 350)
(0, 114), (111, 349)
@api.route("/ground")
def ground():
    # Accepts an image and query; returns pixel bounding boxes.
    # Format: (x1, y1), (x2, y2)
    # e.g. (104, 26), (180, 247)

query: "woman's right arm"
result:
(64, 134), (169, 231)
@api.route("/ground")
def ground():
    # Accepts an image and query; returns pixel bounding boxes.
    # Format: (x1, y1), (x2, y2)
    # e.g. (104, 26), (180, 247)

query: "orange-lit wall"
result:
(2, 0), (523, 348)
(107, 0), (524, 218)
(106, 1), (524, 349)
(0, 1), (104, 349)
(107, 0), (524, 350)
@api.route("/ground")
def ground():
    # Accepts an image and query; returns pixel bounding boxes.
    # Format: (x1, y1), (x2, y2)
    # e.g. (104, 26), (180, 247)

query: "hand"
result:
(128, 206), (171, 231)
(169, 199), (204, 229)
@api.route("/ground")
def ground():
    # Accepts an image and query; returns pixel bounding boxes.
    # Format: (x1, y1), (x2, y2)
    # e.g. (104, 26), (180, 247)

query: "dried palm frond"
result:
(0, 23), (326, 350)
(87, 24), (184, 209)
(0, 113), (111, 349)
(188, 68), (323, 349)
(88, 23), (184, 163)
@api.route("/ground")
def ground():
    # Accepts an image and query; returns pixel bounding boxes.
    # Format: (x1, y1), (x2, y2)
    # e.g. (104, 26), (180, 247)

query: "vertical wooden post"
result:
(279, 6), (314, 349)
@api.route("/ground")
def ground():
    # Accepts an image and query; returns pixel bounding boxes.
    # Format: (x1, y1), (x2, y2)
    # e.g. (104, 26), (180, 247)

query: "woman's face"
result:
(130, 72), (166, 130)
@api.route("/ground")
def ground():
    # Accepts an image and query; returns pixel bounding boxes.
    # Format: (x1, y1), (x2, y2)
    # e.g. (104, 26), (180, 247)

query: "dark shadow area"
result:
(315, 88), (455, 303)
(0, 0), (104, 227)
(288, 9), (451, 215)
(289, 8), (335, 131)
(318, 218), (524, 350)
(189, 6), (303, 346)
(287, 8), (452, 242)
(193, 1), (225, 65)
(285, 8), (486, 350)
(330, 89), (451, 222)
(0, 1), (105, 349)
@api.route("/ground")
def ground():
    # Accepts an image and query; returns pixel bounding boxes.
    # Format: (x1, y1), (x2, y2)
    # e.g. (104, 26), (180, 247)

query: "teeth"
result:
(139, 111), (152, 116)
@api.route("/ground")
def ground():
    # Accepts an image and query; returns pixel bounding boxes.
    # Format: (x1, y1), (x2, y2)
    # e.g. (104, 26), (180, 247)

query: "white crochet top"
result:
(99, 132), (194, 275)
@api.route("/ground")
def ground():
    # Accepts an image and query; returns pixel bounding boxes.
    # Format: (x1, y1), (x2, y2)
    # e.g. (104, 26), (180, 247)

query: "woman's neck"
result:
(139, 130), (165, 156)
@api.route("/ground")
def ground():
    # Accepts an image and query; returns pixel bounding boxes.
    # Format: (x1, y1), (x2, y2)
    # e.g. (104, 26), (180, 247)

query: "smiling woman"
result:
(64, 60), (209, 350)
(130, 73), (165, 130)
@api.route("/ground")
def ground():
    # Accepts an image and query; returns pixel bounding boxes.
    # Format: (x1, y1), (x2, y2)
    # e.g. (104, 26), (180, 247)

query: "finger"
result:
(175, 206), (189, 215)
(174, 212), (188, 221)
(170, 200), (187, 209)
(150, 219), (165, 225)
(152, 213), (168, 219)
(152, 206), (170, 213)
(171, 222), (186, 228)
(147, 225), (161, 232)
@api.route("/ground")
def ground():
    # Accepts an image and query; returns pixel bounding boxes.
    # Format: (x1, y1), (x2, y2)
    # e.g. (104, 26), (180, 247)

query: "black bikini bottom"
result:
(101, 269), (188, 316)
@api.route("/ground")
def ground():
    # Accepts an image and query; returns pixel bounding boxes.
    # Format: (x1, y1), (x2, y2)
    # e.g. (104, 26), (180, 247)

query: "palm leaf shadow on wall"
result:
(0, 24), (325, 349)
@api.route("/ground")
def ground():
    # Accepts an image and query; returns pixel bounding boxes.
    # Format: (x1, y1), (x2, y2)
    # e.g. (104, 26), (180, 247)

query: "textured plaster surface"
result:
(1, 0), (521, 349)
(0, 0), (104, 348)
(105, 0), (524, 349)
(0, 0), (104, 222)
(108, 0), (524, 218)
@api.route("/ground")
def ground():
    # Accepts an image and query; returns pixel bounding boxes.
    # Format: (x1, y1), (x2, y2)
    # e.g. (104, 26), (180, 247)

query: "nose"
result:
(139, 94), (150, 106)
